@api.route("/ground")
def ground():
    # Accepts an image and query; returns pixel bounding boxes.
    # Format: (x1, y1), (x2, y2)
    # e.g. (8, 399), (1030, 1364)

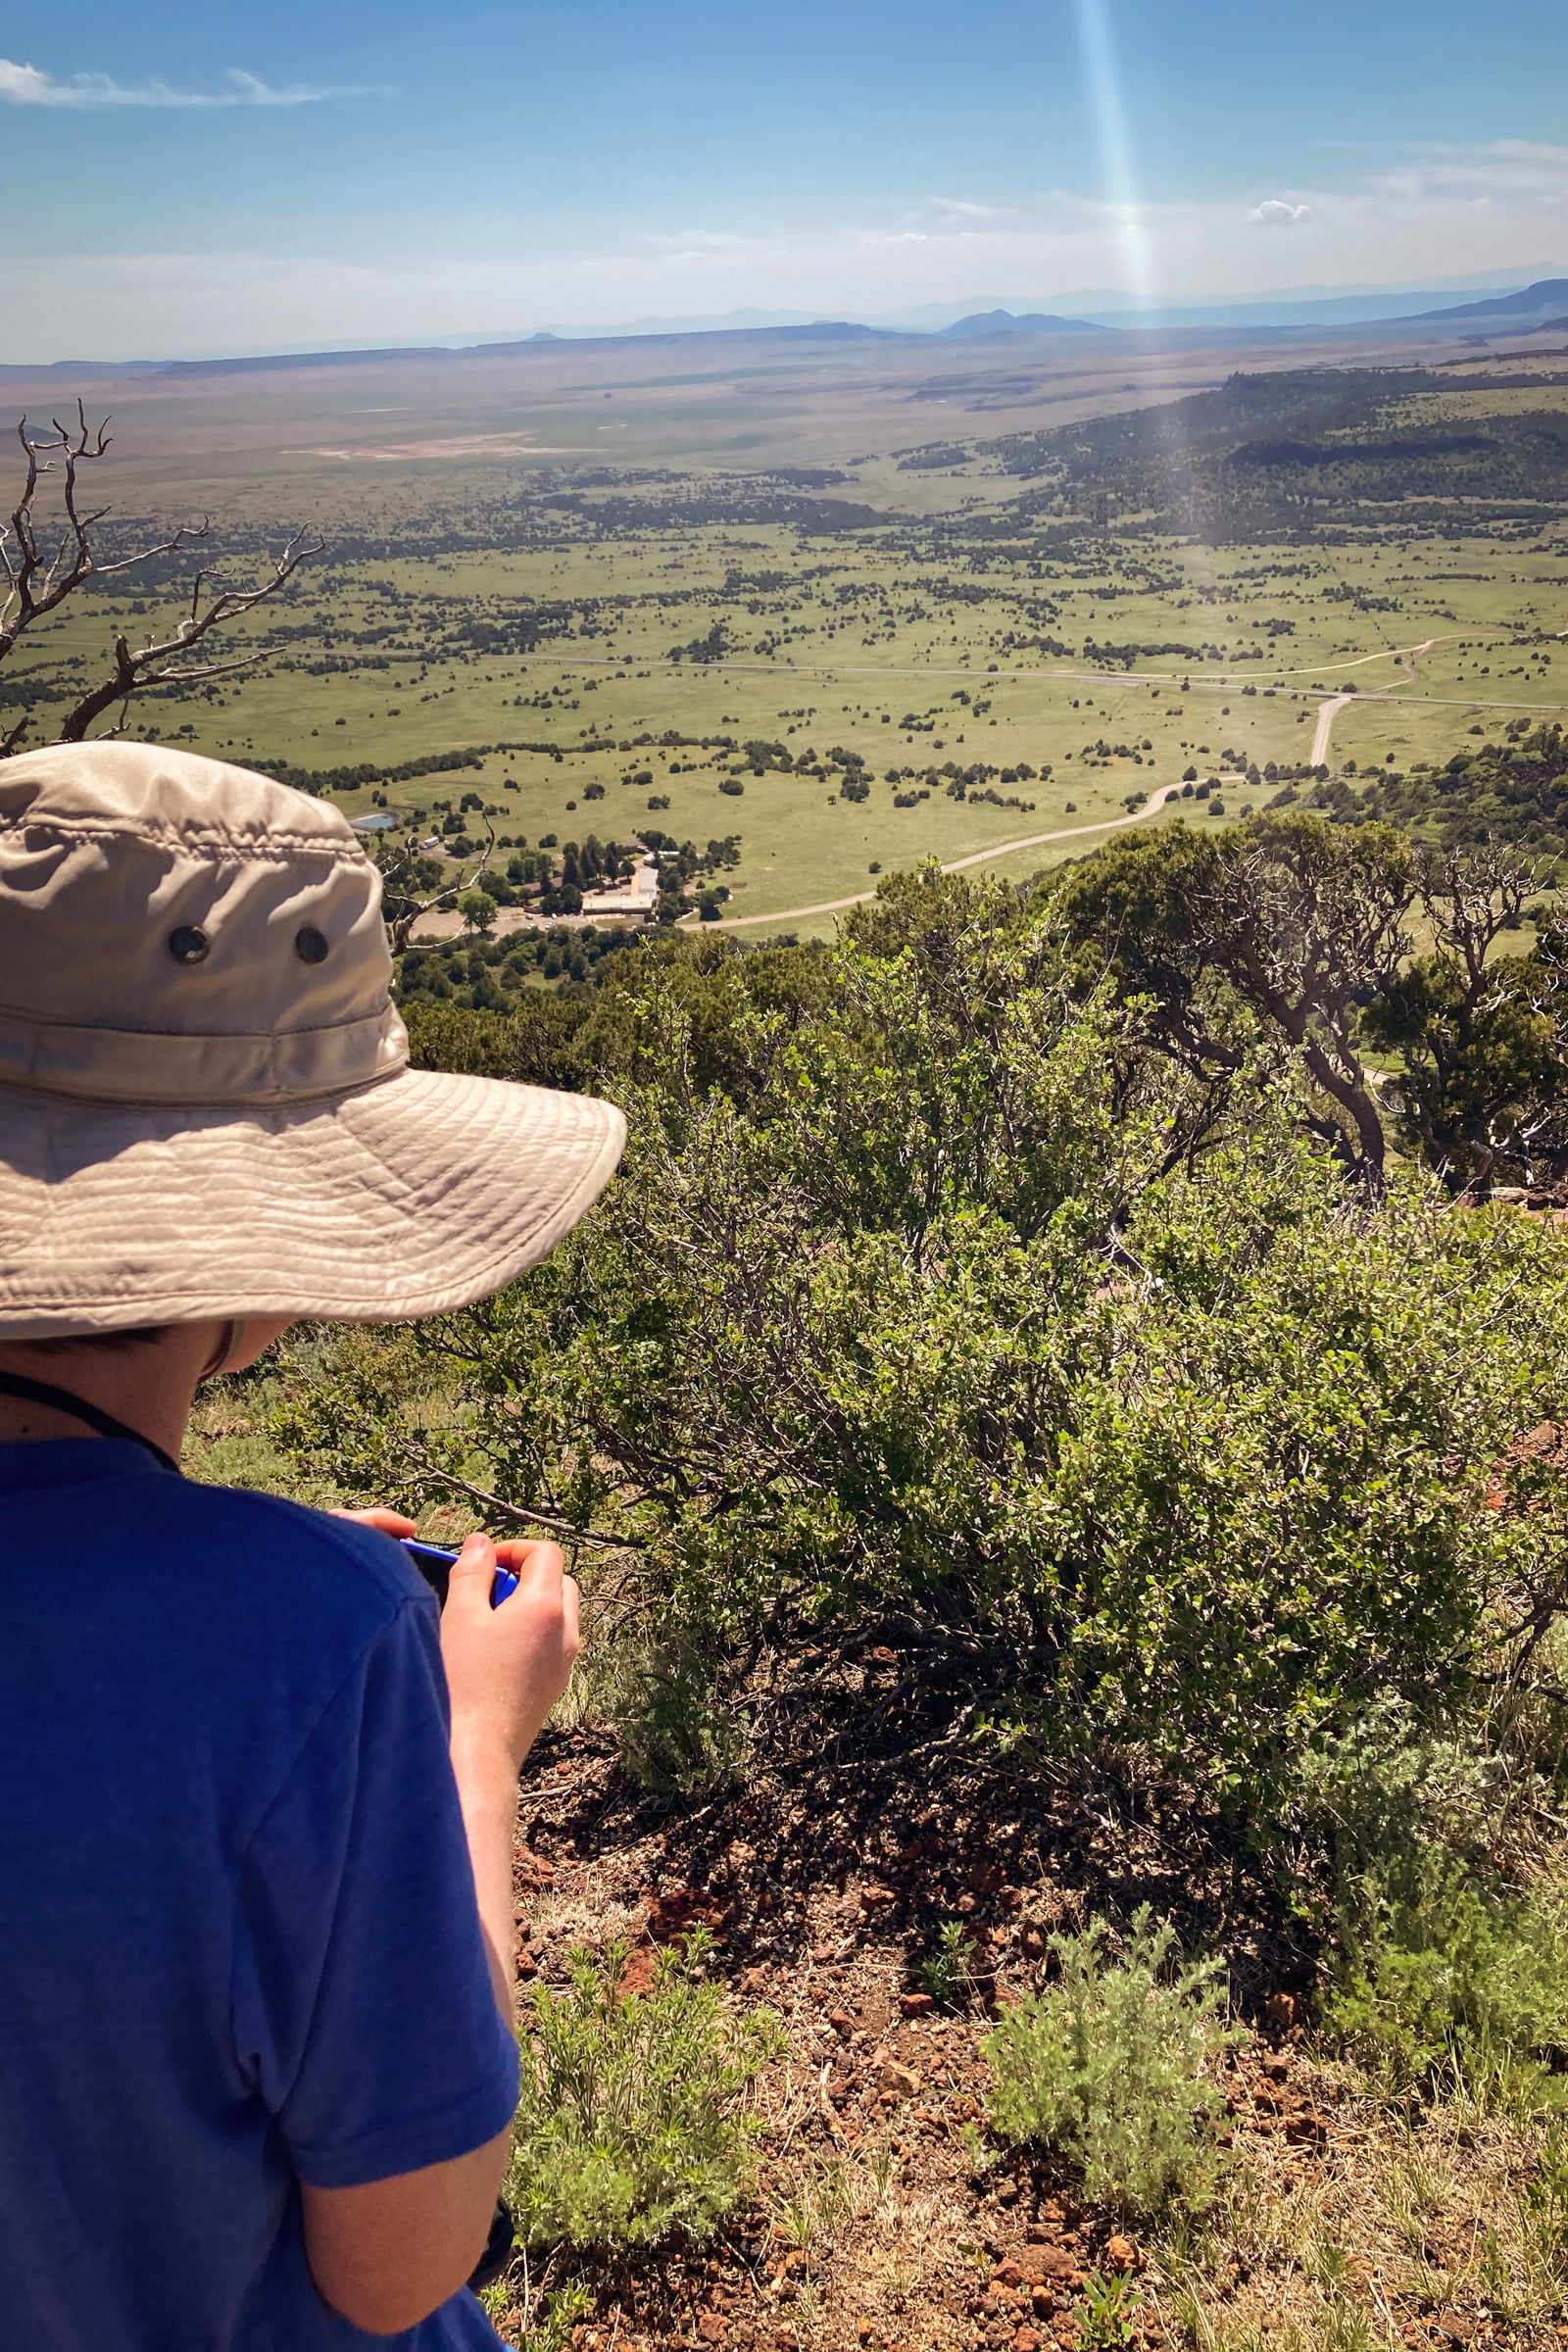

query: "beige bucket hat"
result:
(0, 742), (626, 1338)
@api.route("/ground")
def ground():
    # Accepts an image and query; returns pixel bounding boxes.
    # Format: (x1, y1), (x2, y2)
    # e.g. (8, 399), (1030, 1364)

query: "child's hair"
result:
(23, 1328), (173, 1357)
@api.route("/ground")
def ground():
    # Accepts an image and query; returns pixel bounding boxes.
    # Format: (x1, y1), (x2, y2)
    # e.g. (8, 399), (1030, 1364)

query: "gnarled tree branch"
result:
(52, 534), (322, 744)
(1, 403), (320, 755)
(378, 817), (498, 952)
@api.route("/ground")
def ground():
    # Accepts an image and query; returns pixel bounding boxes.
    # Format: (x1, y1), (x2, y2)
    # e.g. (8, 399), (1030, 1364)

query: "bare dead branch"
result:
(1, 404), (318, 756)
(385, 1437), (640, 1553)
(52, 527), (323, 745)
(0, 403), (208, 669)
(1422, 841), (1552, 984)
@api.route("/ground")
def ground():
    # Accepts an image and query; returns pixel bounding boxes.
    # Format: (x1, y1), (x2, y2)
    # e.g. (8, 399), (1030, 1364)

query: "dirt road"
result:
(1309, 639), (1440, 764)
(524, 628), (1528, 699)
(699, 784), (1179, 932)
(1310, 695), (1354, 765)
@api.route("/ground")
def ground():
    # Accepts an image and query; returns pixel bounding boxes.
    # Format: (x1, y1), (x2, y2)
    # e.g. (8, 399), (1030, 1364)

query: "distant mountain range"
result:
(930, 284), (1568, 338)
(1409, 277), (1568, 323)
(132, 319), (900, 380)
(938, 308), (1100, 338)
(7, 274), (1568, 380)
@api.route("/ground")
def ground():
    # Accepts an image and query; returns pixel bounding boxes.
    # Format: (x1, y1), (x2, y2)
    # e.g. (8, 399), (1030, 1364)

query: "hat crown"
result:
(0, 742), (407, 1105)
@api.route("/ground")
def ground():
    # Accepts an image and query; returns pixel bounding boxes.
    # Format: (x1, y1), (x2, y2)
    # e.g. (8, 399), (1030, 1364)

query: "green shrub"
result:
(915, 1918), (985, 2008)
(1327, 1853), (1568, 2104)
(401, 994), (590, 1087)
(1293, 1697), (1508, 1896)
(1075, 2271), (1145, 2350)
(601, 1630), (746, 1797)
(274, 875), (1568, 1806)
(1302, 1704), (1568, 2105)
(981, 1906), (1240, 2218)
(476, 2278), (589, 2352)
(506, 1930), (783, 2250)
(548, 1618), (743, 1797)
(1522, 2117), (1568, 2299)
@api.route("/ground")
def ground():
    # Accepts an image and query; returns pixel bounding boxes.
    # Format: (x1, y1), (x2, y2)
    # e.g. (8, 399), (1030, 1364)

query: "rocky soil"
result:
(490, 1729), (1513, 2352)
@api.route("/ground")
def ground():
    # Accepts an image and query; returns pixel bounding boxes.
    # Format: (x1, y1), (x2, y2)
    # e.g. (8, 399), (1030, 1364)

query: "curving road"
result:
(1309, 639), (1442, 764)
(695, 784), (1181, 931)
(1310, 694), (1354, 766)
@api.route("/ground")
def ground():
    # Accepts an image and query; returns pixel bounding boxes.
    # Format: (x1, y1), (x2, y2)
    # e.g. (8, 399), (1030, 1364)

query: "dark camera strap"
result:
(467, 2198), (516, 2294)
(0, 1371), (181, 1478)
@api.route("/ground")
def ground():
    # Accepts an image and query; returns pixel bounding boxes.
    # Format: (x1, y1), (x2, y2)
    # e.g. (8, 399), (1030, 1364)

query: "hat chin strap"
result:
(201, 1319), (248, 1381)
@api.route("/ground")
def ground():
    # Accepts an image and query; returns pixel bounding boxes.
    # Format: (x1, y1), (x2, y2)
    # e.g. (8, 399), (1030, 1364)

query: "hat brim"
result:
(0, 1068), (626, 1338)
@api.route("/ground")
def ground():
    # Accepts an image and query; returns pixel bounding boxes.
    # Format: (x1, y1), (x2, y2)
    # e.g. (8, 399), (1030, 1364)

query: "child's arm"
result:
(300, 1531), (577, 2332)
(302, 2133), (514, 2336)
(442, 1533), (580, 2021)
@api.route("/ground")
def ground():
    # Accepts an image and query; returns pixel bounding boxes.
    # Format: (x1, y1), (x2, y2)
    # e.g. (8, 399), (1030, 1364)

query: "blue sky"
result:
(2, 0), (1565, 358)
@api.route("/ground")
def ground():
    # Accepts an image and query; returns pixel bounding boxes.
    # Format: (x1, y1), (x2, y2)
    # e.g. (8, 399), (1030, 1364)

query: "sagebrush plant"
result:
(1293, 1697), (1516, 1896)
(982, 1905), (1242, 2217)
(593, 1627), (746, 1799)
(1326, 1851), (1568, 2106)
(1523, 2118), (1568, 2301)
(548, 1603), (742, 1797)
(505, 1929), (783, 2250)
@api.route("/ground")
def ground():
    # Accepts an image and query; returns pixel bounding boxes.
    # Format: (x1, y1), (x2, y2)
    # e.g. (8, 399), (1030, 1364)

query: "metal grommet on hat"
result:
(295, 926), (329, 964)
(168, 925), (210, 965)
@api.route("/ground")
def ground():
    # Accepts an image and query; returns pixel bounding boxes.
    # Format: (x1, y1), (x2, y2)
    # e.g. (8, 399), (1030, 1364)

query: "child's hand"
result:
(441, 1533), (580, 1783)
(331, 1505), (417, 1539)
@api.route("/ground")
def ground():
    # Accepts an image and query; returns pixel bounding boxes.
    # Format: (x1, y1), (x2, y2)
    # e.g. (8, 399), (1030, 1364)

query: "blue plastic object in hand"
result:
(400, 1539), (519, 1609)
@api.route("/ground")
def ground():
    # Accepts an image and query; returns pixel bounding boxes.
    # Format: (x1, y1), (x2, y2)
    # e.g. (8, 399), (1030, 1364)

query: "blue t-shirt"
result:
(0, 1439), (520, 2352)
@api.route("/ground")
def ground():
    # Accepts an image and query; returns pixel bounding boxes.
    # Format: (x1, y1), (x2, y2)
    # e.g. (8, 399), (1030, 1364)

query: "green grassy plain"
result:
(3, 328), (1565, 920)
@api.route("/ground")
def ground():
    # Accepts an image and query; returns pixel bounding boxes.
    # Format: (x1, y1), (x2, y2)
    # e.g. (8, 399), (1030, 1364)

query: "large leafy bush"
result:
(275, 872), (1568, 1800)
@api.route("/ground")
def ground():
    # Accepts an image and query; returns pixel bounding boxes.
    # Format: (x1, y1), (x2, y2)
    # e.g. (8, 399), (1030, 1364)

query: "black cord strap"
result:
(0, 1370), (181, 1477)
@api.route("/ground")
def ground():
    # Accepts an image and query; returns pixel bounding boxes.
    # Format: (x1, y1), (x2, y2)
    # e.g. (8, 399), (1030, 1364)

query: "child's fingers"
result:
(446, 1531), (498, 1607)
(333, 1505), (418, 1538)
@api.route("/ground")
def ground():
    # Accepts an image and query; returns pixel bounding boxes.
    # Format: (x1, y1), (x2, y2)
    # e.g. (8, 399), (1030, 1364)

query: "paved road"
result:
(695, 784), (1180, 932)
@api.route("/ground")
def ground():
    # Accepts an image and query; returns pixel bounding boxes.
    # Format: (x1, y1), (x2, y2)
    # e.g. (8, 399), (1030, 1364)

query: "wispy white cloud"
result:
(924, 196), (1037, 226)
(1370, 139), (1568, 209)
(640, 229), (775, 258)
(0, 58), (387, 109)
(4, 139), (1566, 361)
(1252, 198), (1313, 227)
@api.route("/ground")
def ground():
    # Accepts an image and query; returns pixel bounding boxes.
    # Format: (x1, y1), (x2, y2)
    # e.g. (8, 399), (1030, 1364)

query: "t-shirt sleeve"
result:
(230, 1595), (519, 2190)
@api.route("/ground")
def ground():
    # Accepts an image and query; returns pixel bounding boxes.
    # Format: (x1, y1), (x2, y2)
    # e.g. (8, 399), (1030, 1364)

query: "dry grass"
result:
(1139, 2057), (1568, 2352)
(480, 1721), (1568, 2352)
